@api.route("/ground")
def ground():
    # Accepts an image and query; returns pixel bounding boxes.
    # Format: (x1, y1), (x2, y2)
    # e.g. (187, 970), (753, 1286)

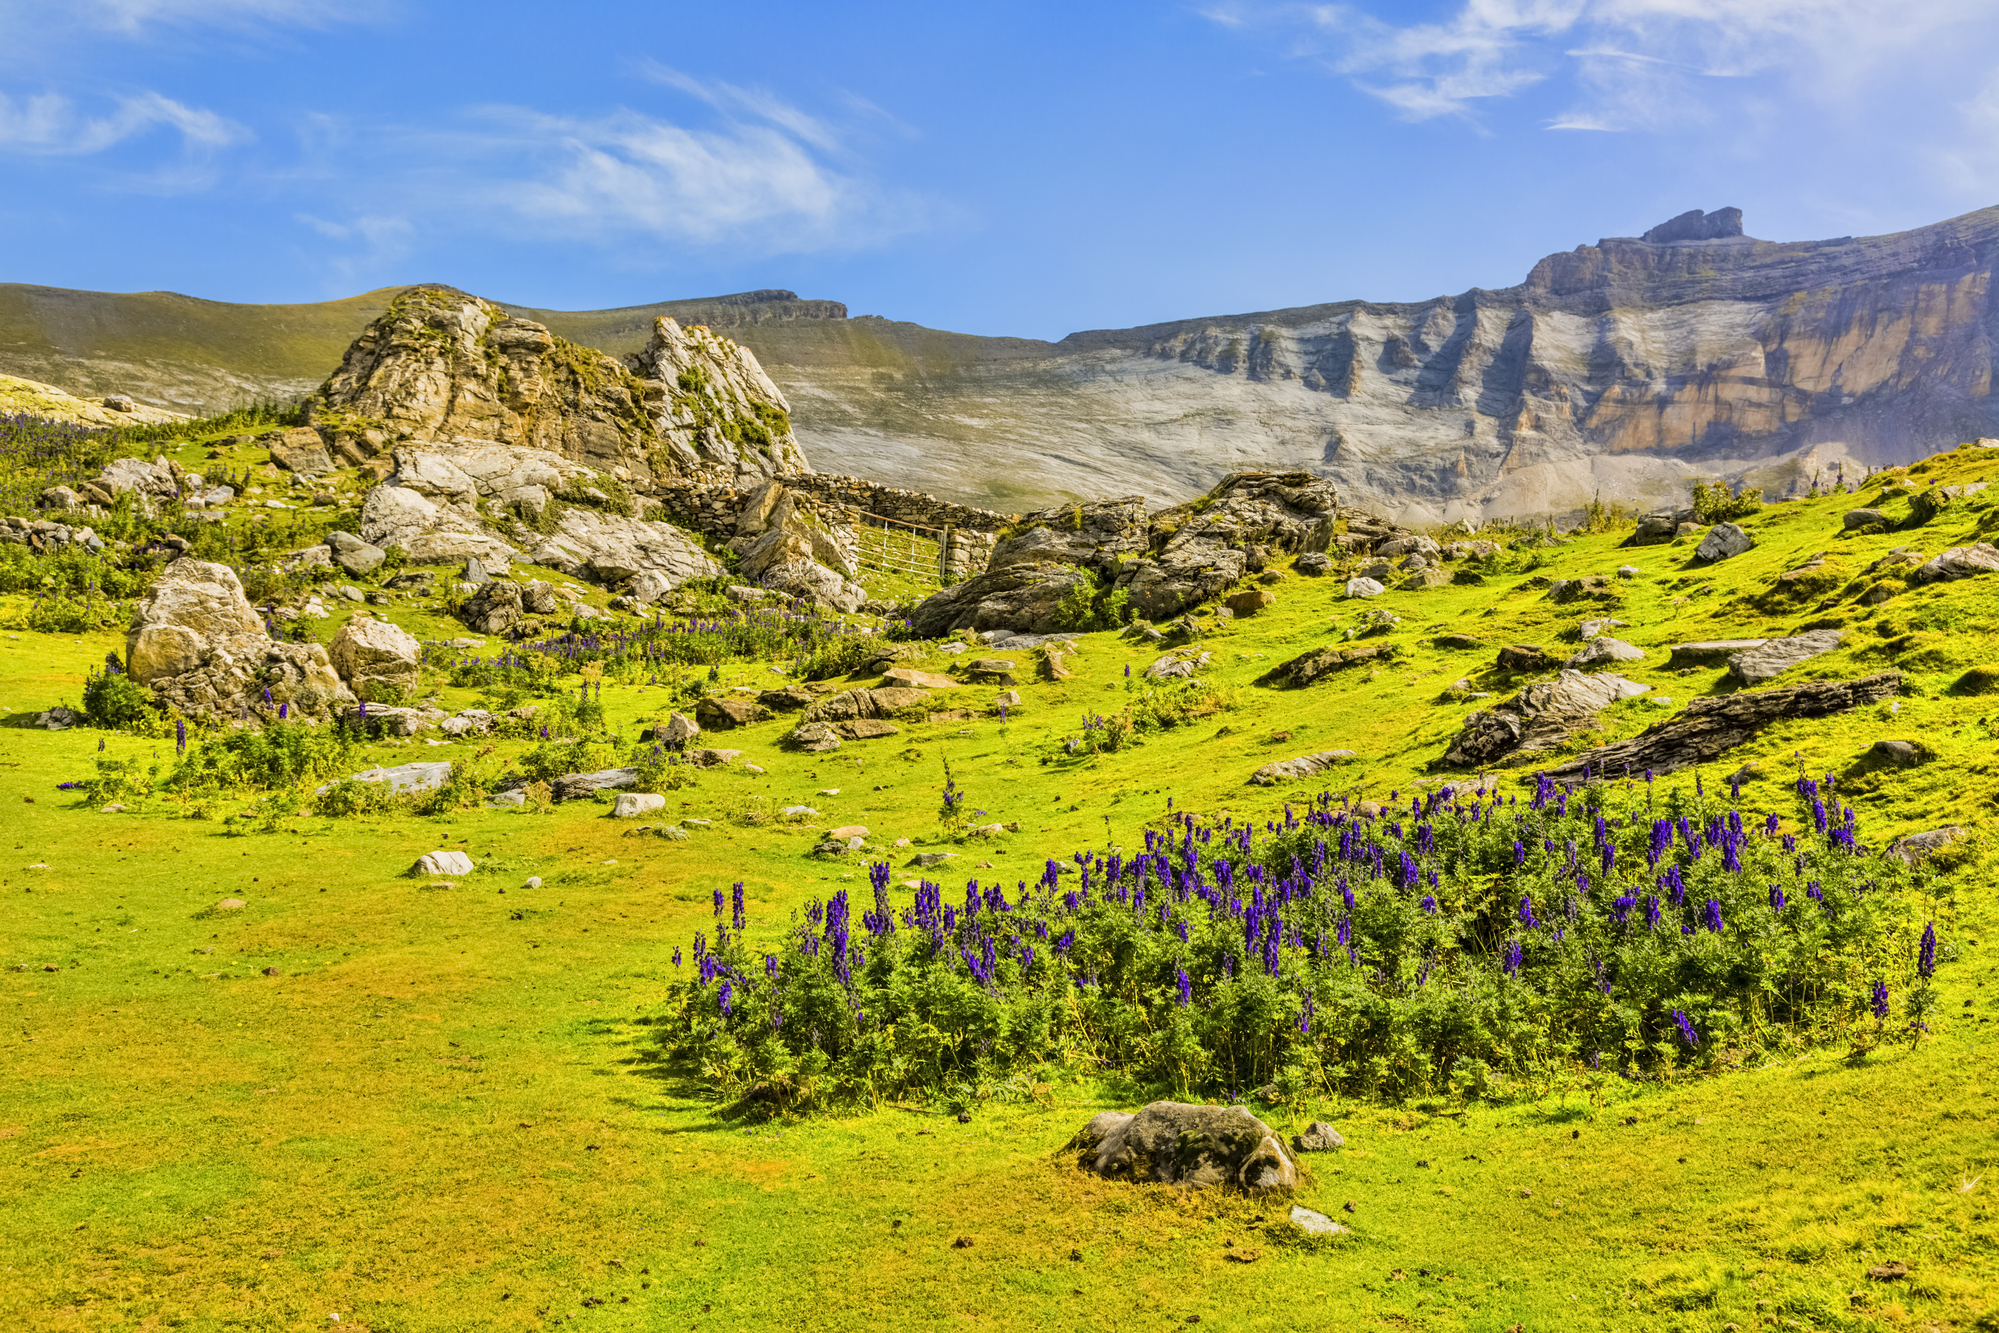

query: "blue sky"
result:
(4, 0), (1999, 340)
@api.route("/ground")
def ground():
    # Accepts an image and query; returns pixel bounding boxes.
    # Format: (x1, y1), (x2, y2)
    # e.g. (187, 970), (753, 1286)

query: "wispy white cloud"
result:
(1229, 0), (1988, 130)
(383, 80), (929, 256)
(74, 0), (383, 35)
(0, 88), (247, 155)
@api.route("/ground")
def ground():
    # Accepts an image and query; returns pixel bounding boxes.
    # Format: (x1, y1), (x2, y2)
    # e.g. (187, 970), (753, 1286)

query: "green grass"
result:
(5, 450), (1999, 1329)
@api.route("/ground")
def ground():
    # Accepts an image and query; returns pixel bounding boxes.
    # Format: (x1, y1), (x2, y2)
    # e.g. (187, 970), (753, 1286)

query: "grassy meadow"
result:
(3, 442), (1999, 1331)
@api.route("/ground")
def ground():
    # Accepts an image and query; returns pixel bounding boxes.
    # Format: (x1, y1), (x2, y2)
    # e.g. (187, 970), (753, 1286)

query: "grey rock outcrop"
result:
(1534, 673), (1903, 781)
(358, 481), (518, 569)
(1727, 630), (1843, 684)
(1292, 1121), (1345, 1152)
(1696, 522), (1756, 562)
(1666, 639), (1767, 668)
(1565, 636), (1646, 669)
(1122, 473), (1339, 621)
(1443, 669), (1650, 768)
(127, 558), (354, 722)
(1067, 1102), (1297, 1193)
(1257, 643), (1395, 688)
(1844, 508), (1891, 530)
(1913, 543), (1999, 584)
(1250, 751), (1358, 785)
(1885, 826), (1965, 865)
(729, 480), (865, 611)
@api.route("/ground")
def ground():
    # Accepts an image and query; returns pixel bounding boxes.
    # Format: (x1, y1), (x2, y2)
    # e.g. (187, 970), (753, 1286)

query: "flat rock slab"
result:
(320, 760), (454, 795)
(882, 667), (958, 690)
(1068, 1101), (1297, 1193)
(832, 719), (899, 740)
(1728, 630), (1843, 684)
(1534, 673), (1902, 782)
(551, 768), (639, 801)
(1667, 639), (1768, 668)
(414, 850), (473, 876)
(1250, 751), (1357, 786)
(1565, 636), (1645, 669)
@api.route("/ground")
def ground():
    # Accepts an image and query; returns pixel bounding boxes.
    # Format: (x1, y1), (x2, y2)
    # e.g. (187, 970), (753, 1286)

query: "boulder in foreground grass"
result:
(1442, 670), (1649, 767)
(414, 850), (473, 876)
(1068, 1102), (1297, 1193)
(1533, 673), (1902, 781)
(1885, 826), (1964, 866)
(1696, 522), (1755, 562)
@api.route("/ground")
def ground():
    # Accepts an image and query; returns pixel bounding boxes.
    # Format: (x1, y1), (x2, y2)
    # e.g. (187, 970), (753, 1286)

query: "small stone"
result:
(1865, 1261), (1908, 1281)
(414, 850), (474, 876)
(1288, 1206), (1348, 1236)
(213, 898), (246, 912)
(1871, 739), (1924, 766)
(910, 851), (956, 867)
(1292, 1121), (1345, 1152)
(1224, 588), (1276, 615)
(1616, 564), (1642, 578)
(524, 876), (542, 889)
(1344, 576), (1385, 599)
(779, 805), (820, 818)
(828, 825), (868, 840)
(1844, 508), (1891, 530)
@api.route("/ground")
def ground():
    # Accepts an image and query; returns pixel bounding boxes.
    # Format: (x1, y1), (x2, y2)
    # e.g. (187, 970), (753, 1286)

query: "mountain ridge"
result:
(8, 203), (1999, 519)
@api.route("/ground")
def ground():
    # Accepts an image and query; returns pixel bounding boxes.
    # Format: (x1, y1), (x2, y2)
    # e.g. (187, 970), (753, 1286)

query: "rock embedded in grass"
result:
(550, 769), (640, 801)
(1249, 751), (1357, 785)
(1292, 1121), (1345, 1152)
(1695, 522), (1756, 562)
(1885, 826), (1964, 865)
(787, 722), (841, 752)
(1534, 672), (1903, 781)
(414, 850), (474, 877)
(1496, 644), (1552, 672)
(1727, 630), (1844, 684)
(1068, 1102), (1297, 1193)
(1913, 543), (1999, 584)
(695, 695), (765, 729)
(1666, 639), (1768, 669)
(612, 793), (666, 819)
(1344, 576), (1385, 598)
(1565, 637), (1646, 669)
(1288, 1206), (1348, 1236)
(1844, 508), (1891, 530)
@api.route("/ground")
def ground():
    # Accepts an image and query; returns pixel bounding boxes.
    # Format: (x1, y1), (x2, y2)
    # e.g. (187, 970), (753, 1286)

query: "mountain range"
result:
(9, 203), (1999, 520)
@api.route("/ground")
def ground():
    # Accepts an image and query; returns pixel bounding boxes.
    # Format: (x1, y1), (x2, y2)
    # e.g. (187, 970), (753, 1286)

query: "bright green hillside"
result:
(1, 429), (1997, 1331)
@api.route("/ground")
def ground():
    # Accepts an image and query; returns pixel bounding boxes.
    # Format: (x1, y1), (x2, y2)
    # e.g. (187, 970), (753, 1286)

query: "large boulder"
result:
(267, 427), (332, 474)
(127, 558), (352, 721)
(1913, 543), (1999, 584)
(329, 616), (424, 699)
(1120, 473), (1339, 621)
(1535, 674), (1903, 781)
(127, 558), (266, 684)
(97, 456), (180, 499)
(1695, 522), (1755, 562)
(461, 581), (526, 637)
(359, 482), (518, 568)
(528, 504), (722, 590)
(985, 497), (1149, 573)
(1442, 670), (1650, 768)
(1067, 1102), (1298, 1193)
(909, 560), (1093, 637)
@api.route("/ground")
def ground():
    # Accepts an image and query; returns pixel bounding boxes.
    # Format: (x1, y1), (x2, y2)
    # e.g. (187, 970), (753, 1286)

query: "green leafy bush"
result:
(83, 670), (154, 727)
(1691, 479), (1762, 524)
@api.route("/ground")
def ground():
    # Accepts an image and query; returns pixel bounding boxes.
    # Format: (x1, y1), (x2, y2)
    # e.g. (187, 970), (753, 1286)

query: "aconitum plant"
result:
(659, 769), (1947, 1110)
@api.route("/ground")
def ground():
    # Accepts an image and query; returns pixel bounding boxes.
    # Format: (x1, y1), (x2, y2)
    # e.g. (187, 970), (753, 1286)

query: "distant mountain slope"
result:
(9, 203), (1999, 519)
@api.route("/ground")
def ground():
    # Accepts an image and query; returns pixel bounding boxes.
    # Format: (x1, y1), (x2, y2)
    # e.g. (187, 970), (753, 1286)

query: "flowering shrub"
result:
(657, 770), (1949, 1111)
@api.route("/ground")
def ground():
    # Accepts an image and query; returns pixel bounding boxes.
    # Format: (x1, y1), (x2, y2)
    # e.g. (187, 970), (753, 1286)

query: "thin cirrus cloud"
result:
(1222, 0), (1990, 132)
(0, 88), (247, 155)
(401, 80), (929, 257)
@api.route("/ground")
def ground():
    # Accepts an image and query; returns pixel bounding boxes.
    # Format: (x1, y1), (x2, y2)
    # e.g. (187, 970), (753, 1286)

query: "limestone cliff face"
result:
(314, 287), (807, 485)
(737, 206), (1999, 521)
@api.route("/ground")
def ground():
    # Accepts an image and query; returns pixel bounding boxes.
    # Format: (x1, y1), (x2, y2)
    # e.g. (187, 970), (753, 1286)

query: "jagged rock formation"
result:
(910, 472), (1370, 634)
(313, 286), (806, 486)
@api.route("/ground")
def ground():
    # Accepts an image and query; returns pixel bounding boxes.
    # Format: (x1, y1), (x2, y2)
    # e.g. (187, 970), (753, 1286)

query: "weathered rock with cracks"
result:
(1533, 673), (1903, 781)
(1727, 630), (1843, 684)
(1067, 1101), (1298, 1193)
(1249, 751), (1358, 786)
(1442, 670), (1650, 768)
